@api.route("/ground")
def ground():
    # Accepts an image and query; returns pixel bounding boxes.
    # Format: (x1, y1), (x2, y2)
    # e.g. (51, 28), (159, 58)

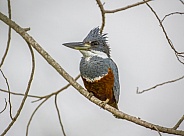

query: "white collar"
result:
(80, 50), (108, 59)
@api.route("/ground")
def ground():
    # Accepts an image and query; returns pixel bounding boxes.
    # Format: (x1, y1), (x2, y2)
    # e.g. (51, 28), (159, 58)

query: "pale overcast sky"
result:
(0, 0), (184, 136)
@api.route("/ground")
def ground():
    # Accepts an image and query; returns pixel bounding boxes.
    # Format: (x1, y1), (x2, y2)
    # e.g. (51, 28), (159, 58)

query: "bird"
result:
(62, 27), (120, 109)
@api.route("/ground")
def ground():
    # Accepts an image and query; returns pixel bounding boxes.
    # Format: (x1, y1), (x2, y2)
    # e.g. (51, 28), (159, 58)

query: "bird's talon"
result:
(99, 99), (109, 109)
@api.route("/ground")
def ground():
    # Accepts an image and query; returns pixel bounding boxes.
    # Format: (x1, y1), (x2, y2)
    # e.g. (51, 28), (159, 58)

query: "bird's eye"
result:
(91, 41), (99, 46)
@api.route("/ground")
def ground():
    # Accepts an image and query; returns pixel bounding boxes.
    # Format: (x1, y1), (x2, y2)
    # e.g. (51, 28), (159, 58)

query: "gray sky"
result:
(0, 0), (184, 136)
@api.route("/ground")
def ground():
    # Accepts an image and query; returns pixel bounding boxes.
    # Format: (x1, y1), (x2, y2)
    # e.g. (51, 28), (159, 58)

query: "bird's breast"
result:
(80, 56), (109, 82)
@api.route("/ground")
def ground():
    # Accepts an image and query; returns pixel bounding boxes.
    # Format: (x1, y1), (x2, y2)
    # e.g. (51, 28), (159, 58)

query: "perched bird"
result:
(63, 27), (120, 109)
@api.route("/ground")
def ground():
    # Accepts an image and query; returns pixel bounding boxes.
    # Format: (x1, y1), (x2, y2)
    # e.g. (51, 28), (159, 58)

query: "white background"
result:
(0, 0), (184, 136)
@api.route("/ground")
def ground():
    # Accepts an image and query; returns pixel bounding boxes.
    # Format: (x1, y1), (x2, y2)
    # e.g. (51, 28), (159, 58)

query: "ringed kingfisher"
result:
(63, 27), (120, 109)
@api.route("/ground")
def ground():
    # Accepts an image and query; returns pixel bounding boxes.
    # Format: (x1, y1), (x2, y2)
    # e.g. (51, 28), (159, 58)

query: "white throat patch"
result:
(80, 50), (108, 61)
(82, 73), (107, 82)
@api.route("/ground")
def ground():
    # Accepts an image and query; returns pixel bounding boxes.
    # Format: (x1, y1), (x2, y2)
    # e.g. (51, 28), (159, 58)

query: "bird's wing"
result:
(109, 59), (120, 103)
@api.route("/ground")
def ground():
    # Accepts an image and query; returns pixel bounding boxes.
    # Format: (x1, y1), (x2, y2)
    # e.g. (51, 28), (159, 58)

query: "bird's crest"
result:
(83, 27), (110, 57)
(83, 27), (108, 43)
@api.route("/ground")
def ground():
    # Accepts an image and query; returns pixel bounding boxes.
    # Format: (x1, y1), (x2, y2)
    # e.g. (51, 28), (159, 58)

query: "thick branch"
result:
(0, 12), (184, 135)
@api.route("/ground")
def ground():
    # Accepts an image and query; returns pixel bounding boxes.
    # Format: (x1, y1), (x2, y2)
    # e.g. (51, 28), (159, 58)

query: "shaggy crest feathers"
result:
(83, 27), (111, 57)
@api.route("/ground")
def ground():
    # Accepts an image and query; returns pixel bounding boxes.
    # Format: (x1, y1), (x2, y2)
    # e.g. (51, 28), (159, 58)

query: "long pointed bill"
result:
(62, 42), (90, 50)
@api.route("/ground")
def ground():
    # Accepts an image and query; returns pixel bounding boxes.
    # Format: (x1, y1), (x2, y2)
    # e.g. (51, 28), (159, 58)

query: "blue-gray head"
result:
(63, 27), (110, 58)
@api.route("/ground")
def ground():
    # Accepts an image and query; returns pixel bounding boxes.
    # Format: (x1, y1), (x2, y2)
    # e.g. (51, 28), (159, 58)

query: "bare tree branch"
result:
(153, 125), (162, 136)
(1, 41), (35, 136)
(96, 0), (105, 33)
(0, 74), (80, 102)
(105, 0), (152, 13)
(137, 75), (184, 94)
(23, 27), (31, 31)
(173, 115), (184, 130)
(33, 74), (80, 102)
(26, 98), (49, 136)
(0, 89), (42, 99)
(162, 12), (184, 22)
(26, 74), (80, 135)
(0, 0), (13, 121)
(96, 0), (153, 33)
(180, 0), (184, 5)
(0, 75), (79, 136)
(0, 69), (13, 120)
(0, 0), (12, 68)
(0, 98), (7, 114)
(55, 95), (66, 136)
(145, 1), (184, 65)
(0, 12), (184, 135)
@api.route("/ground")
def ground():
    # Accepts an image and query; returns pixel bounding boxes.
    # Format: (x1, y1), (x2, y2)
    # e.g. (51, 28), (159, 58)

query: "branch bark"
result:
(1, 12), (184, 135)
(173, 115), (184, 130)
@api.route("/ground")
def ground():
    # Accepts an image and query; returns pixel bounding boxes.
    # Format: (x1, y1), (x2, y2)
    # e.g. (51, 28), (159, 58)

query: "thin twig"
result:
(1, 12), (184, 135)
(137, 75), (184, 94)
(0, 89), (42, 98)
(0, 69), (13, 119)
(1, 42), (35, 136)
(26, 98), (49, 136)
(0, 0), (12, 68)
(95, 0), (153, 33)
(145, 1), (184, 65)
(105, 0), (152, 13)
(0, 74), (79, 100)
(0, 98), (7, 114)
(54, 95), (66, 136)
(162, 12), (184, 22)
(27, 74), (80, 135)
(32, 74), (80, 102)
(180, 0), (184, 5)
(0, 0), (13, 121)
(96, 0), (105, 33)
(153, 125), (162, 136)
(23, 27), (30, 31)
(173, 115), (184, 130)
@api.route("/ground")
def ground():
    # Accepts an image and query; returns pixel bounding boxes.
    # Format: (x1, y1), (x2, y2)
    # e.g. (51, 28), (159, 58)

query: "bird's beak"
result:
(62, 42), (90, 50)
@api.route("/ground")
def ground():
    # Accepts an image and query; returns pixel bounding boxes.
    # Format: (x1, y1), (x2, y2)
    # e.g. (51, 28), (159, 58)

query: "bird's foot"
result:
(99, 98), (109, 109)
